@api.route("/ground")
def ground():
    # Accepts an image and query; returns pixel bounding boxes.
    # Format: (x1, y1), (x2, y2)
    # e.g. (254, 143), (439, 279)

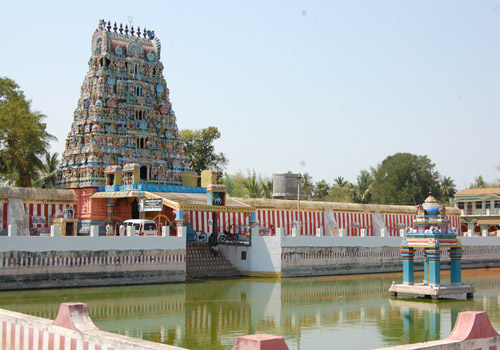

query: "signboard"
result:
(32, 216), (46, 225)
(140, 198), (163, 212)
(213, 192), (223, 206)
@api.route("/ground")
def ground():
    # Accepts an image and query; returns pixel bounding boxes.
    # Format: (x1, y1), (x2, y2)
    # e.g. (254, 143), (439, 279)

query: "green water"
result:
(0, 269), (499, 350)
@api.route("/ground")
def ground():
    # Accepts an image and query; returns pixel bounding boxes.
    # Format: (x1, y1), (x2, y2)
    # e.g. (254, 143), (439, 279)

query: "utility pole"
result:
(297, 173), (302, 229)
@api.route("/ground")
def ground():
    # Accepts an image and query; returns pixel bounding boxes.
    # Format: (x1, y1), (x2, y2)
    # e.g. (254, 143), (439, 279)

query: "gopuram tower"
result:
(57, 19), (188, 190)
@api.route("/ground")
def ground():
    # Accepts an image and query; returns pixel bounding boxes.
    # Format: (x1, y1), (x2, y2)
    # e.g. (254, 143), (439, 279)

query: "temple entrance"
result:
(131, 199), (139, 219)
(140, 166), (148, 180)
(65, 222), (74, 236)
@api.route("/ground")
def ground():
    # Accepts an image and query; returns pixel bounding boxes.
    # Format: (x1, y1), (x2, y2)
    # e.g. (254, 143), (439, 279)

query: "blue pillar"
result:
(449, 247), (463, 285)
(249, 212), (257, 226)
(423, 249), (428, 284)
(401, 248), (415, 285)
(427, 248), (441, 286)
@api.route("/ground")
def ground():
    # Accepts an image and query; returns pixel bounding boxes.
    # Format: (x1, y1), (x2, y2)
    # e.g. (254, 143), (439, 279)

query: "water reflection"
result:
(0, 269), (499, 350)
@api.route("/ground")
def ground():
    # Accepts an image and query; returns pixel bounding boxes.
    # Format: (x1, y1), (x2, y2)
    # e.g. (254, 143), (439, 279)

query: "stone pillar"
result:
(106, 199), (115, 222)
(401, 248), (415, 285)
(175, 210), (185, 237)
(427, 248), (441, 286)
(7, 225), (17, 237)
(422, 249), (428, 284)
(449, 247), (463, 285)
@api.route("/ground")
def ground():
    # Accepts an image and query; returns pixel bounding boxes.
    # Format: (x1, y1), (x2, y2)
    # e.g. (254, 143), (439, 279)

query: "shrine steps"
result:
(186, 242), (241, 279)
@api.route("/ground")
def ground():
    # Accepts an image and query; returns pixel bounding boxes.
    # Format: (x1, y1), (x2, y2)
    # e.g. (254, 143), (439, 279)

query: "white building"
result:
(455, 188), (500, 235)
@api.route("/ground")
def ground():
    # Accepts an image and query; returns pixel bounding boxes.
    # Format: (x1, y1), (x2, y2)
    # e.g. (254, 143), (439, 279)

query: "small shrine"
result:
(389, 195), (475, 299)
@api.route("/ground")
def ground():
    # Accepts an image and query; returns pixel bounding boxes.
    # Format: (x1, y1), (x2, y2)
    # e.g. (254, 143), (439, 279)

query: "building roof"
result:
(234, 197), (461, 216)
(0, 187), (77, 204)
(455, 188), (500, 196)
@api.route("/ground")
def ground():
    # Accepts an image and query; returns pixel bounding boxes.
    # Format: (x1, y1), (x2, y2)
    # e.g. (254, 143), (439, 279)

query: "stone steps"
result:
(186, 242), (240, 279)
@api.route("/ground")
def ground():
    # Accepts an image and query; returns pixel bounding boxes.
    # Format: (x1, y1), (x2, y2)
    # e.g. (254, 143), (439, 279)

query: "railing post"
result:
(7, 225), (17, 237)
(90, 225), (100, 237)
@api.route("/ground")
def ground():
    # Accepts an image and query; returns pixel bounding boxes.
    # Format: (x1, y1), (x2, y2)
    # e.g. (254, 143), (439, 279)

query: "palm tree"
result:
(333, 176), (349, 188)
(439, 176), (456, 203)
(33, 152), (59, 189)
(354, 170), (374, 203)
(259, 177), (273, 198)
(244, 170), (263, 198)
(301, 173), (314, 200)
(469, 175), (488, 189)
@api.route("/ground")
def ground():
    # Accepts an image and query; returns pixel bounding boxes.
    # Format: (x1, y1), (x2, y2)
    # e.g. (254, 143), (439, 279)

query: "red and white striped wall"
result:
(0, 254), (185, 268)
(185, 209), (462, 236)
(0, 320), (115, 350)
(0, 203), (76, 231)
(0, 202), (6, 231)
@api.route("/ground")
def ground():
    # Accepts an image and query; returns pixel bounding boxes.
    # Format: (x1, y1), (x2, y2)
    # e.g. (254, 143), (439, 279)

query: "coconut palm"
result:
(33, 152), (59, 188)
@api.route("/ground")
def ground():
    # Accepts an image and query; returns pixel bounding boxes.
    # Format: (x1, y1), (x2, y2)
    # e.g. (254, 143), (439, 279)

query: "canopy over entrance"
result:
(91, 191), (254, 213)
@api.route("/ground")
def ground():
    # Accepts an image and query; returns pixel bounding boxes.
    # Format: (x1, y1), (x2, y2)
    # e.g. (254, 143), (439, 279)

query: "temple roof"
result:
(455, 188), (500, 196)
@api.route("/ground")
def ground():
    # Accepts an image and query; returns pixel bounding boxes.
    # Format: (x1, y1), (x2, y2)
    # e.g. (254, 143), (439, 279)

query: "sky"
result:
(1, 0), (499, 190)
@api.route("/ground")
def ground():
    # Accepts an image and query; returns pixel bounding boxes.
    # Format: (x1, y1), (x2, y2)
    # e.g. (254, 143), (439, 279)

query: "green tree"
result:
(179, 126), (228, 177)
(222, 172), (248, 197)
(33, 152), (59, 189)
(370, 153), (442, 205)
(0, 77), (55, 187)
(314, 180), (330, 201)
(325, 187), (355, 203)
(301, 173), (314, 200)
(469, 175), (489, 189)
(259, 176), (273, 199)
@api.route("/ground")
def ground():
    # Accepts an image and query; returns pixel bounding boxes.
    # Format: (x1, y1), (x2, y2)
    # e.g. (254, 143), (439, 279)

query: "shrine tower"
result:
(57, 19), (188, 189)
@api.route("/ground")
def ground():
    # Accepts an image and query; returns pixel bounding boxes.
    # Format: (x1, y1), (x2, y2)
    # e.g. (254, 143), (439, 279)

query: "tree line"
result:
(220, 153), (458, 206)
(1, 77), (499, 204)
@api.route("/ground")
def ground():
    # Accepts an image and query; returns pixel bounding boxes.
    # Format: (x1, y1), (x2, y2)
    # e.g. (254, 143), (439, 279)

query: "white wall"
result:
(282, 234), (500, 248)
(0, 235), (186, 252)
(282, 235), (403, 248)
(220, 229), (281, 275)
(461, 236), (500, 246)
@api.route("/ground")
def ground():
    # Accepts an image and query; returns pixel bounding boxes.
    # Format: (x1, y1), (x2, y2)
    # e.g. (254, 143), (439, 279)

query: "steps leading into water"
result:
(186, 242), (241, 279)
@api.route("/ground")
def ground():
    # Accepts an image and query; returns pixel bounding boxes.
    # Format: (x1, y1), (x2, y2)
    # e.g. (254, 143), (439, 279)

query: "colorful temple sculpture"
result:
(389, 195), (474, 299)
(57, 19), (188, 189)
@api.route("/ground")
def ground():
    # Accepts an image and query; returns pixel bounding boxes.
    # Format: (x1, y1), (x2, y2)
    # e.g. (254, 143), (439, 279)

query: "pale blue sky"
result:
(1, 0), (499, 190)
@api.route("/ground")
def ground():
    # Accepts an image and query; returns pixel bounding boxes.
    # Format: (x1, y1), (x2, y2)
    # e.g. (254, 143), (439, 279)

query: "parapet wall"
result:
(221, 232), (500, 278)
(280, 236), (500, 277)
(0, 235), (186, 290)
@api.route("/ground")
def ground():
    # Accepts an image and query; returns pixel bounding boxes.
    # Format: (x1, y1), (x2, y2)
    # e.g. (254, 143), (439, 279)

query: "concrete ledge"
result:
(376, 311), (500, 350)
(53, 303), (98, 332)
(232, 334), (289, 350)
(389, 283), (475, 299)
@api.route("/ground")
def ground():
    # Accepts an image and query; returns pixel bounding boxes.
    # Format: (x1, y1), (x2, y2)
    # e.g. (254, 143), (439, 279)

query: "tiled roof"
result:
(455, 188), (500, 196)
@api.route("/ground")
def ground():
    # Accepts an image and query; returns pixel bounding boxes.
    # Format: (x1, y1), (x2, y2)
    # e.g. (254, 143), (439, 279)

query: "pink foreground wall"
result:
(1, 303), (498, 350)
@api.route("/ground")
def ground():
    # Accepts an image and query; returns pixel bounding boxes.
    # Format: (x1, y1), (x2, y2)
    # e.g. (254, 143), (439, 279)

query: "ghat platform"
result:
(389, 282), (475, 300)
